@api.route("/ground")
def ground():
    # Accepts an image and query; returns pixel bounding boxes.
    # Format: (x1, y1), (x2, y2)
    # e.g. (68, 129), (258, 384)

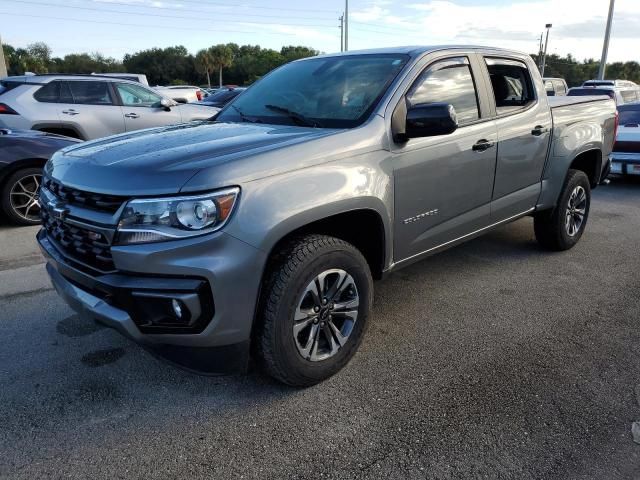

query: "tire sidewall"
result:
(557, 170), (591, 248)
(270, 246), (372, 383)
(1, 167), (43, 226)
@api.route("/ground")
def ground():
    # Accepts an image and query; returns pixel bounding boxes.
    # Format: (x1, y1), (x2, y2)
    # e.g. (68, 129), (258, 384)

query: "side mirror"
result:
(160, 98), (177, 111)
(405, 103), (458, 139)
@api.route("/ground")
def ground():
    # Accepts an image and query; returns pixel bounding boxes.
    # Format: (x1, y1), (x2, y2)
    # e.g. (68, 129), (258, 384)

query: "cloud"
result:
(347, 0), (640, 61)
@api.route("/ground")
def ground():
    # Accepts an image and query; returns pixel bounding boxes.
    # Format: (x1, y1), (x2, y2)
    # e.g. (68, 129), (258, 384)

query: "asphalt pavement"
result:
(1, 178), (639, 479)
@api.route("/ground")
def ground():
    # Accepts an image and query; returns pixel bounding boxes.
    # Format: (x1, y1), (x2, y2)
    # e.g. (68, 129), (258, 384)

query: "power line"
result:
(5, 0), (337, 26)
(0, 11), (329, 37)
(144, 0), (338, 13)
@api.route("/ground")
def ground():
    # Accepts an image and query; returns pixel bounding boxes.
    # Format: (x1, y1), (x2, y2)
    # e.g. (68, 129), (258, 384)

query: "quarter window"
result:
(116, 83), (162, 107)
(34, 81), (60, 103)
(485, 57), (535, 114)
(407, 57), (480, 125)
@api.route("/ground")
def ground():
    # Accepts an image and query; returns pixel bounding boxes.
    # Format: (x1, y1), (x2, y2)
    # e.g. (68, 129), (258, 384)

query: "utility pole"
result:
(344, 0), (349, 51)
(541, 23), (552, 77)
(598, 0), (615, 80)
(339, 14), (344, 52)
(537, 33), (544, 71)
(0, 35), (7, 78)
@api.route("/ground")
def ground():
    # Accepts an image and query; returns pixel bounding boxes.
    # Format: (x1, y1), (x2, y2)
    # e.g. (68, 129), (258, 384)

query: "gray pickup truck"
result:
(38, 46), (616, 386)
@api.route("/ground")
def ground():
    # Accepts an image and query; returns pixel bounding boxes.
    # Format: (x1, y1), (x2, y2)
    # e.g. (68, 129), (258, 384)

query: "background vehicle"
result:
(91, 73), (149, 86)
(0, 75), (218, 140)
(196, 87), (246, 108)
(543, 77), (568, 96)
(0, 128), (80, 225)
(38, 46), (616, 387)
(609, 101), (640, 175)
(569, 81), (640, 105)
(154, 85), (207, 103)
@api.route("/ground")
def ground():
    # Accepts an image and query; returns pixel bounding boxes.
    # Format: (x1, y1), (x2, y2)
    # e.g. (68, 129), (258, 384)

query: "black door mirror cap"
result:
(404, 102), (459, 140)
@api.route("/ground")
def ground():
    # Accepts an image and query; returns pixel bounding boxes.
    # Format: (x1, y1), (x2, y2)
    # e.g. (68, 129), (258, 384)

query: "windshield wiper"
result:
(264, 104), (322, 128)
(230, 104), (261, 124)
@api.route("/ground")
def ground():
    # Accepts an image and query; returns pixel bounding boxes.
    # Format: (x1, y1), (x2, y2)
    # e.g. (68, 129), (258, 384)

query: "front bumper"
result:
(39, 228), (267, 373)
(609, 152), (640, 175)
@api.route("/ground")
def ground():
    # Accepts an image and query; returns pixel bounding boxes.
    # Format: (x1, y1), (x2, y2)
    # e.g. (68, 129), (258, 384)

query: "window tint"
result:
(34, 81), (60, 103)
(618, 105), (640, 125)
(407, 57), (479, 125)
(116, 83), (162, 107)
(67, 81), (113, 105)
(485, 58), (535, 114)
(567, 88), (615, 99)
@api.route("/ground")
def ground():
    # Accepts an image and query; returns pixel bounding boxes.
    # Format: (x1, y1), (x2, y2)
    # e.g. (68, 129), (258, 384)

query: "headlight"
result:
(115, 187), (239, 245)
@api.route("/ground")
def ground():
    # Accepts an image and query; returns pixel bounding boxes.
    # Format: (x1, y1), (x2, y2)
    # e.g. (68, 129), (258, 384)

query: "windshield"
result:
(215, 54), (409, 128)
(568, 88), (615, 99)
(618, 104), (640, 125)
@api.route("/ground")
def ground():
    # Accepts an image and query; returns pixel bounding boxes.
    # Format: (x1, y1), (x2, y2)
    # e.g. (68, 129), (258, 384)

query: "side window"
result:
(33, 81), (60, 103)
(67, 81), (114, 105)
(555, 81), (567, 95)
(407, 57), (480, 125)
(544, 80), (554, 95)
(116, 83), (162, 107)
(485, 57), (535, 114)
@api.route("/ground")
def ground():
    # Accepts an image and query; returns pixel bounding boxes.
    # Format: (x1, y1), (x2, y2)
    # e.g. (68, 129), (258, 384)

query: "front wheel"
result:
(534, 169), (591, 251)
(255, 235), (373, 387)
(1, 167), (43, 226)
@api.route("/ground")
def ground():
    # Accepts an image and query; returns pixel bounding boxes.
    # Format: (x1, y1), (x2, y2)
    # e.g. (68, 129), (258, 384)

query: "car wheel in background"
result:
(1, 168), (43, 226)
(534, 169), (591, 251)
(255, 234), (373, 387)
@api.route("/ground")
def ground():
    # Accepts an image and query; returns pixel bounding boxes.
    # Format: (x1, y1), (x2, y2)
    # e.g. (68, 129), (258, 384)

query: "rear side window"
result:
(34, 81), (60, 103)
(67, 81), (114, 105)
(485, 57), (535, 114)
(407, 57), (480, 125)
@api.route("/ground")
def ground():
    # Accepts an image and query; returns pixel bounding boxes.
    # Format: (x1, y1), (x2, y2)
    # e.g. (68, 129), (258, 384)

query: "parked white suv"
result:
(0, 75), (219, 140)
(154, 85), (207, 103)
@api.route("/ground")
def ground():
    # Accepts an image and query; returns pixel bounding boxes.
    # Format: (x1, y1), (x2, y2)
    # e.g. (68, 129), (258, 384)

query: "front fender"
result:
(224, 153), (394, 269)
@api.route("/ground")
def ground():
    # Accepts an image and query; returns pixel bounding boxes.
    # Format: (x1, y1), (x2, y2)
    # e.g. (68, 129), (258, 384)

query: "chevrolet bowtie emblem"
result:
(48, 200), (69, 221)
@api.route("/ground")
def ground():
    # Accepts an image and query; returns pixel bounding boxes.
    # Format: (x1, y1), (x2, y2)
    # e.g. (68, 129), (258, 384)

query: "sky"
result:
(1, 0), (639, 63)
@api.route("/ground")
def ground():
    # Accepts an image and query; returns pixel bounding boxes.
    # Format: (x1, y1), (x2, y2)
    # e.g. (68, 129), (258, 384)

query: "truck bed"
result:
(547, 95), (613, 108)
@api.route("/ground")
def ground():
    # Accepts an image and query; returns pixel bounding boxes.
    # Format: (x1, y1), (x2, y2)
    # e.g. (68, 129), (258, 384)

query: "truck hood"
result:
(47, 121), (340, 196)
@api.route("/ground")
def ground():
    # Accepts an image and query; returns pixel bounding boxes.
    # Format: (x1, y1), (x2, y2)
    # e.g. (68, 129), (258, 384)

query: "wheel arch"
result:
(0, 158), (47, 189)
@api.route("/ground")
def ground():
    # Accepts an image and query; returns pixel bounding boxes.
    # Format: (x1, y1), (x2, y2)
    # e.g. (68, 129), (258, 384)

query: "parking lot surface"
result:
(1, 179), (639, 479)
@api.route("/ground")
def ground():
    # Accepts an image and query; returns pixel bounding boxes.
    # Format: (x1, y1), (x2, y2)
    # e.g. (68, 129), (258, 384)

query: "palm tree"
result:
(209, 45), (234, 88)
(196, 48), (214, 88)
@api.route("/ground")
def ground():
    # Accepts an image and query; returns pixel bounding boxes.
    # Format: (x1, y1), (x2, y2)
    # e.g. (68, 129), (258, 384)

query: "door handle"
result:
(124, 113), (140, 119)
(472, 139), (495, 152)
(61, 109), (79, 116)
(531, 125), (549, 136)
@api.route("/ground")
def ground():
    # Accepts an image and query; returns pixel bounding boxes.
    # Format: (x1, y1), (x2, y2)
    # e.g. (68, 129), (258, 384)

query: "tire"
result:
(534, 169), (591, 251)
(255, 234), (373, 387)
(1, 167), (43, 226)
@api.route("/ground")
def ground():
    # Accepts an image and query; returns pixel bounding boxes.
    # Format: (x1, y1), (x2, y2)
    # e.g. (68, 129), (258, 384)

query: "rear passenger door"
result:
(114, 83), (182, 132)
(392, 55), (498, 261)
(56, 81), (125, 140)
(482, 57), (552, 221)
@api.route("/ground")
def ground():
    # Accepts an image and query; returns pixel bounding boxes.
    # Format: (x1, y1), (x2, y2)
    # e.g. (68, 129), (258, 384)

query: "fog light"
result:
(172, 299), (184, 319)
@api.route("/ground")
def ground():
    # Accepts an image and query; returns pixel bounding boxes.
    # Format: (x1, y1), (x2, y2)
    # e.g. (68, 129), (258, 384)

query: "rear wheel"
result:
(1, 168), (43, 226)
(534, 169), (591, 251)
(256, 234), (373, 387)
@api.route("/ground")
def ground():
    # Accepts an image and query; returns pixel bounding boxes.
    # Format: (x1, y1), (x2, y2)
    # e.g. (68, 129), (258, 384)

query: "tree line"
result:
(2, 41), (319, 87)
(3, 41), (640, 88)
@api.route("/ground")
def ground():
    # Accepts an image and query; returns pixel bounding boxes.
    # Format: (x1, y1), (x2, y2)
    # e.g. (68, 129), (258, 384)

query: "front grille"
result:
(613, 141), (640, 154)
(42, 177), (126, 213)
(41, 209), (115, 272)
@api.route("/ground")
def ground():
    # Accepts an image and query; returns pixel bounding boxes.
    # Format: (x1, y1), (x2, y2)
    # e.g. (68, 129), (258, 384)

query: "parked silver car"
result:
(0, 75), (219, 140)
(154, 85), (207, 103)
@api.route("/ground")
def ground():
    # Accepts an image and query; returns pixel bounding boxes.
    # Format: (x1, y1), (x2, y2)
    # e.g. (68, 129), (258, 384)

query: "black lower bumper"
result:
(39, 230), (250, 375)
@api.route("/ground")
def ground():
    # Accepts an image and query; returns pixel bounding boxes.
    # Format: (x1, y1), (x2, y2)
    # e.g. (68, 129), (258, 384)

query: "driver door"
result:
(392, 56), (498, 261)
(114, 83), (182, 132)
